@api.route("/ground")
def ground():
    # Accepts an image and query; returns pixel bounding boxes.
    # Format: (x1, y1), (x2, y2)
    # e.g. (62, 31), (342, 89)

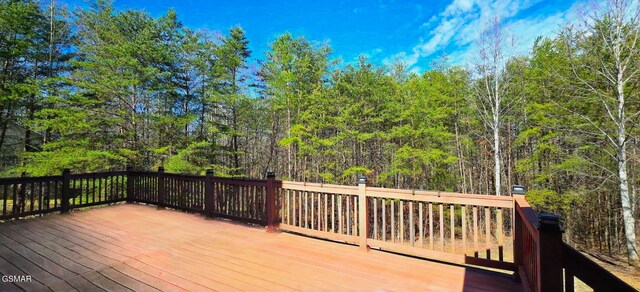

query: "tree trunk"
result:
(493, 119), (501, 196)
(618, 146), (638, 265)
(617, 69), (639, 265)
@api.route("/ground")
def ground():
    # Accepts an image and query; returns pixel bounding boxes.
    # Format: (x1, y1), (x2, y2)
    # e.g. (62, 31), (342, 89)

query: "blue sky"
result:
(66, 0), (585, 73)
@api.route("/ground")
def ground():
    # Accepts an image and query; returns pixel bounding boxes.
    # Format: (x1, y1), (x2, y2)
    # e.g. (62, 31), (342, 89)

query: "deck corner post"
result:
(537, 213), (564, 292)
(157, 166), (165, 209)
(126, 166), (134, 203)
(357, 174), (368, 251)
(266, 171), (277, 233)
(205, 169), (214, 217)
(61, 168), (71, 213)
(511, 185), (526, 280)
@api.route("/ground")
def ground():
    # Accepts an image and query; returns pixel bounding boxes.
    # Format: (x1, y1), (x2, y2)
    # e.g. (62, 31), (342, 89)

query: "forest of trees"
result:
(2, 0), (640, 265)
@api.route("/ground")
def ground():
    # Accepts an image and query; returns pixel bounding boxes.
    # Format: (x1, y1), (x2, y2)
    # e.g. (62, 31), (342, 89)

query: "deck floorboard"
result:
(0, 204), (523, 291)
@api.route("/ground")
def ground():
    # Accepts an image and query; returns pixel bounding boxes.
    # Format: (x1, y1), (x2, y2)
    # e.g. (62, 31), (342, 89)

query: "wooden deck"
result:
(0, 204), (522, 291)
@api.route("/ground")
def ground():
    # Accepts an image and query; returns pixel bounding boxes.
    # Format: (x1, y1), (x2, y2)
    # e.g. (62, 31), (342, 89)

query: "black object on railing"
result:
(357, 174), (367, 184)
(511, 185), (526, 195)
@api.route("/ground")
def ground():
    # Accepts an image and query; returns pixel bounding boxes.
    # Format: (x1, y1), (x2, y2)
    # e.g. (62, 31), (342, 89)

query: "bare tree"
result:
(471, 17), (521, 196)
(567, 0), (640, 266)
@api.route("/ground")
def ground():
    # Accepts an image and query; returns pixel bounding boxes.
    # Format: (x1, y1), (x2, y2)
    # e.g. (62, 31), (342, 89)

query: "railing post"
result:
(358, 174), (368, 251)
(266, 171), (277, 232)
(512, 185), (525, 280)
(157, 166), (165, 209)
(537, 213), (563, 292)
(17, 172), (27, 215)
(126, 166), (134, 203)
(61, 169), (71, 213)
(205, 169), (214, 217)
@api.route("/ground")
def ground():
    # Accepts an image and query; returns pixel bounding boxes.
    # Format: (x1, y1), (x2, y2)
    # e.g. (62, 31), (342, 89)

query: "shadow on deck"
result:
(0, 204), (521, 291)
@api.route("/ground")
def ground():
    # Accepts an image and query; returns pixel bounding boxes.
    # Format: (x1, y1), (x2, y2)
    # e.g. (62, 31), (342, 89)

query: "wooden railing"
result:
(279, 181), (361, 243)
(0, 170), (127, 220)
(562, 242), (636, 291)
(513, 194), (563, 291)
(0, 174), (64, 219)
(513, 191), (636, 292)
(0, 169), (635, 291)
(278, 177), (515, 271)
(128, 168), (272, 225)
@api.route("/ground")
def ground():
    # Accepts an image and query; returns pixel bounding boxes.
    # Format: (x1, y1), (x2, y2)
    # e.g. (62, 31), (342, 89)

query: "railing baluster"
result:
(332, 194), (335, 233)
(391, 200), (395, 242)
(400, 201), (404, 244)
(293, 190), (297, 226)
(324, 193), (328, 232)
(485, 207), (491, 259)
(312, 192), (316, 230)
(450, 205), (455, 253)
(462, 205), (467, 254)
(286, 189), (290, 225)
(382, 199), (386, 241)
(305, 191), (309, 229)
(473, 206), (479, 257)
(12, 183), (18, 216)
(78, 178), (83, 206)
(439, 203), (444, 251)
(429, 203), (433, 249)
(27, 182), (32, 213)
(339, 194), (343, 234)
(373, 198), (378, 240)
(31, 182), (35, 213)
(39, 181), (44, 212)
(497, 208), (503, 261)
(317, 192), (321, 230)
(354, 196), (358, 236)
(346, 195), (351, 235)
(409, 201), (414, 247)
(419, 202), (423, 247)
(2, 184), (7, 217)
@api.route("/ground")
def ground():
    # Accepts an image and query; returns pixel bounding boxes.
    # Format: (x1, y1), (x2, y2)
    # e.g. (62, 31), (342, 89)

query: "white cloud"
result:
(443, 0), (475, 16)
(386, 0), (581, 72)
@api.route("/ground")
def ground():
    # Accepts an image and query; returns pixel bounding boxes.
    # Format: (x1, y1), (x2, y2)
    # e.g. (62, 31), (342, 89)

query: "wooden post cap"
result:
(538, 213), (562, 232)
(511, 185), (526, 195)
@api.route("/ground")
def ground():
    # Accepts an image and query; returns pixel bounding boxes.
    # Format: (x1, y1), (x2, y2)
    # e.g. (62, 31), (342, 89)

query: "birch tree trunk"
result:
(617, 69), (639, 265)
(493, 114), (501, 196)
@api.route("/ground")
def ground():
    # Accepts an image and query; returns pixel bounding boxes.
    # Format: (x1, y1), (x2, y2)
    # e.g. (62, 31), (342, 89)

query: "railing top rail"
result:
(211, 177), (268, 186)
(162, 173), (205, 181)
(366, 187), (512, 200)
(69, 171), (128, 179)
(279, 181), (514, 208)
(0, 175), (63, 184)
(563, 243), (636, 292)
(280, 181), (358, 195)
(366, 186), (513, 208)
(129, 170), (157, 175)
